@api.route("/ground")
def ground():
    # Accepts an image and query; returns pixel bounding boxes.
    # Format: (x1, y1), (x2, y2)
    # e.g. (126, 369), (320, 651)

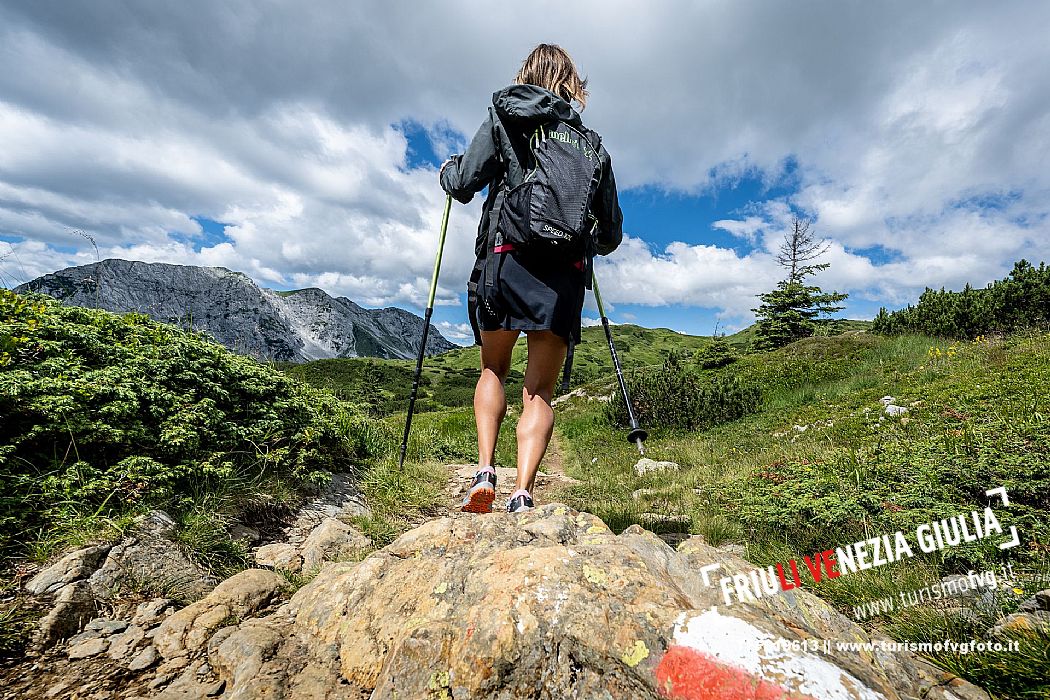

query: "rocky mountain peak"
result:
(15, 259), (456, 361)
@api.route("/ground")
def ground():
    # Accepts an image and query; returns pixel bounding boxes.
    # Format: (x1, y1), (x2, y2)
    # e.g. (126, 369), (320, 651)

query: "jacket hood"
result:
(492, 84), (582, 126)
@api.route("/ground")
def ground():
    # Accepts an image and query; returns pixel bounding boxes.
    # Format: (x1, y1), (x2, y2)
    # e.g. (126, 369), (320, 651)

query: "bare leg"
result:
(476, 329), (520, 467)
(515, 331), (568, 494)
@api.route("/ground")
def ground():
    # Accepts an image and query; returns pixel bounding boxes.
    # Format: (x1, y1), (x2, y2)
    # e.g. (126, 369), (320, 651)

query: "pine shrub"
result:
(607, 351), (761, 431)
(872, 259), (1050, 339)
(0, 290), (365, 557)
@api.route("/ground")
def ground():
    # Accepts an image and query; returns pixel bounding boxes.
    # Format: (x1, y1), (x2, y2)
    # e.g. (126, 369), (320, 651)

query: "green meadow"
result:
(3, 279), (1048, 696)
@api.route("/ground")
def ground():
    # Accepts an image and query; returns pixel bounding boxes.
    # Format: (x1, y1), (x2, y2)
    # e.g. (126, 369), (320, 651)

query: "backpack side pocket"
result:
(498, 180), (534, 249)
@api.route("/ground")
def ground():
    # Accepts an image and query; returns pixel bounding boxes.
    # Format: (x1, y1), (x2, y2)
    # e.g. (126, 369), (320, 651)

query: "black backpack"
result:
(496, 120), (603, 260)
(468, 115), (604, 390)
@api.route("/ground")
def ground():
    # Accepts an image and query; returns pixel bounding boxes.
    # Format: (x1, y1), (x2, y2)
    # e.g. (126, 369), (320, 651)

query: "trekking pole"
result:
(592, 271), (647, 455)
(398, 194), (452, 478)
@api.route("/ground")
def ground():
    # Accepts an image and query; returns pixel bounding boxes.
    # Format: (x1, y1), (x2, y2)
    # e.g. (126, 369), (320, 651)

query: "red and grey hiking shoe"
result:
(507, 489), (534, 513)
(461, 467), (497, 514)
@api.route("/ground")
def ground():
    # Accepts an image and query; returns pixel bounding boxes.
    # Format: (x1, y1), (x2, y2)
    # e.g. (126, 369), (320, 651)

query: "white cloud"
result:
(434, 320), (474, 346)
(594, 235), (777, 319)
(1, 1), (1048, 323)
(0, 92), (483, 305)
(712, 216), (766, 243)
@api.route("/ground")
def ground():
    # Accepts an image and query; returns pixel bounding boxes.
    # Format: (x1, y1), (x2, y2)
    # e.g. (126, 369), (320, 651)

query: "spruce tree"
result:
(752, 217), (848, 350)
(695, 326), (739, 369)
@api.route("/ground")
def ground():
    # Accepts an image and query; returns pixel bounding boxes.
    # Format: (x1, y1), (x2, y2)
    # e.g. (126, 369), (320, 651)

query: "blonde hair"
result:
(515, 43), (589, 110)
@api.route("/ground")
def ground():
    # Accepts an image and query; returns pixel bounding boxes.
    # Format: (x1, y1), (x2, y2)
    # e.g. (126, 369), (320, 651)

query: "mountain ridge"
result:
(14, 259), (455, 362)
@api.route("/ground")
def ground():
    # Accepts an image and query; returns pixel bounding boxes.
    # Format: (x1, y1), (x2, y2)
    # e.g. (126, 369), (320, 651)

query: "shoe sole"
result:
(461, 485), (495, 514)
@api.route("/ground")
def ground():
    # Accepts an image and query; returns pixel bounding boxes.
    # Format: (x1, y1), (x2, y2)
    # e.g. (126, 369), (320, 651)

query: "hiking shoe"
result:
(461, 467), (497, 514)
(507, 489), (534, 513)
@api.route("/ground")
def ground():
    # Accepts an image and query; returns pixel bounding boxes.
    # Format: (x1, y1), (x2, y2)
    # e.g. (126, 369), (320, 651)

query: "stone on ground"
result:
(153, 569), (286, 659)
(1018, 589), (1050, 613)
(127, 644), (160, 671)
(132, 598), (176, 628)
(254, 542), (301, 571)
(67, 636), (109, 660)
(108, 624), (147, 659)
(25, 545), (111, 595)
(34, 580), (97, 649)
(989, 611), (1050, 639)
(88, 510), (218, 602)
(299, 517), (371, 572)
(633, 457), (680, 476)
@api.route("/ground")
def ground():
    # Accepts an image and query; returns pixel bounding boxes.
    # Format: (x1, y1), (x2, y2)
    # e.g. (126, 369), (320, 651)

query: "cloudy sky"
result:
(1, 1), (1048, 343)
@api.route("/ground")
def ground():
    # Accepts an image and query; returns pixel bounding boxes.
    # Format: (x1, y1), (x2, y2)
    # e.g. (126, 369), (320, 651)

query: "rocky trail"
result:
(3, 442), (1027, 699)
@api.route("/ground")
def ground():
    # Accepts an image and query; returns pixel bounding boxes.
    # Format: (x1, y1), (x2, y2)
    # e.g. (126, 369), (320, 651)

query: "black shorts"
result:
(474, 250), (586, 345)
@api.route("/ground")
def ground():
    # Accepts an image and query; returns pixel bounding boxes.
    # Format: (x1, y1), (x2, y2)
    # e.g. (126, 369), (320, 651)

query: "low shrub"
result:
(0, 290), (365, 558)
(606, 351), (760, 431)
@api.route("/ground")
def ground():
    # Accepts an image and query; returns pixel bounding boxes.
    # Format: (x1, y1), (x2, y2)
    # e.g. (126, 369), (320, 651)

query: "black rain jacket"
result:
(439, 84), (624, 260)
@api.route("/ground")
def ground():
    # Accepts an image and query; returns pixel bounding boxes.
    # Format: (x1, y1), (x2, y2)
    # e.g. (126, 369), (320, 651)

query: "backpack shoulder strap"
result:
(584, 126), (602, 151)
(467, 107), (514, 346)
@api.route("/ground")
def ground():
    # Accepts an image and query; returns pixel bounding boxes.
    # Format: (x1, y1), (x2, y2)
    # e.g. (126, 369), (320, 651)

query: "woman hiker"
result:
(439, 44), (623, 514)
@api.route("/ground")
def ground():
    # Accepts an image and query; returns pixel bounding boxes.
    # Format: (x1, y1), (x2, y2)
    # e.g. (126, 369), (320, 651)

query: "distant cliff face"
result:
(15, 259), (456, 361)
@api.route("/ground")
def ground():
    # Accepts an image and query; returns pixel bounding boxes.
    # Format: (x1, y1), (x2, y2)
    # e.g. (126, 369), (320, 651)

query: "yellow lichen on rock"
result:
(621, 639), (650, 667)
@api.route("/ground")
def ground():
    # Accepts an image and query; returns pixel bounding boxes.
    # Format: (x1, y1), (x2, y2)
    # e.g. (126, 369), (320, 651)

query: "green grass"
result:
(6, 284), (1043, 693)
(328, 406), (516, 547)
(558, 332), (1050, 548)
(552, 330), (1050, 698)
(288, 324), (722, 415)
(285, 321), (874, 418)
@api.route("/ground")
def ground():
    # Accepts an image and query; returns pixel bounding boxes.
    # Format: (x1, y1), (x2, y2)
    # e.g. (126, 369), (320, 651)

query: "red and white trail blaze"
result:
(654, 609), (885, 700)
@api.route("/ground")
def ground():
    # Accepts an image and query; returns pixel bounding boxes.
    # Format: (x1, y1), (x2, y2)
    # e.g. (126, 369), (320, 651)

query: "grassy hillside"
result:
(556, 331), (1050, 697)
(725, 317), (871, 348)
(289, 324), (727, 414)
(560, 332), (1049, 549)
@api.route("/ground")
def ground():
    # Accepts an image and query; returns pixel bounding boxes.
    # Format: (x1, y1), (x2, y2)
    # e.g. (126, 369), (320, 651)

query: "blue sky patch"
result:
(620, 160), (797, 255)
(398, 119), (465, 170)
(846, 244), (903, 265)
(174, 216), (231, 251)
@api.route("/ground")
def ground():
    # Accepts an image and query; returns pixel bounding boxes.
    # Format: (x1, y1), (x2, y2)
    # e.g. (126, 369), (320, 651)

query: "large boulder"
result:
(200, 505), (989, 700)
